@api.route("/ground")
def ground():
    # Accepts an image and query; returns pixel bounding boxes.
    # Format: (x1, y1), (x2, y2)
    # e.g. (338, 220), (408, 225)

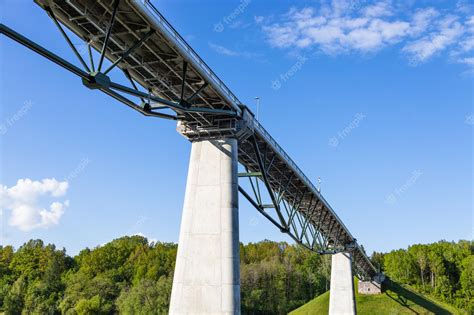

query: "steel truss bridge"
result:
(1, 0), (376, 279)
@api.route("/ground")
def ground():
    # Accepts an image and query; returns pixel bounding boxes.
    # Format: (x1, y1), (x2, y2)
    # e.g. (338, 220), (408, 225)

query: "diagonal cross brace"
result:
(103, 29), (155, 75)
(251, 135), (288, 231)
(46, 7), (90, 72)
(98, 0), (120, 72)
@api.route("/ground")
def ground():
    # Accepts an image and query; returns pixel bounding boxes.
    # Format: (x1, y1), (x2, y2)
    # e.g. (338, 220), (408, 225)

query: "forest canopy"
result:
(0, 237), (471, 314)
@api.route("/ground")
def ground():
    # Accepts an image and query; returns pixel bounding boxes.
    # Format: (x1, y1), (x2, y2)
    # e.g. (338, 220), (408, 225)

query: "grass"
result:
(290, 279), (465, 315)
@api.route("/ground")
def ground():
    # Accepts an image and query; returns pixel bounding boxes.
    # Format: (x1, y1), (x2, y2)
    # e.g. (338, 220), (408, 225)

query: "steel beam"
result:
(0, 23), (88, 79)
(251, 136), (288, 229)
(98, 0), (120, 71)
(103, 29), (155, 75)
(46, 7), (90, 72)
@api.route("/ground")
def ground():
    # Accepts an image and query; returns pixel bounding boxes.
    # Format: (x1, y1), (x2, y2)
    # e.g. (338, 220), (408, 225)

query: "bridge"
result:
(1, 0), (381, 313)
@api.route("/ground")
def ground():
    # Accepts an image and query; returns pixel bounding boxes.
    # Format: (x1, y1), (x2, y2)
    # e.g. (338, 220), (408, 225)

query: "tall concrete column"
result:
(329, 252), (356, 315)
(169, 138), (240, 314)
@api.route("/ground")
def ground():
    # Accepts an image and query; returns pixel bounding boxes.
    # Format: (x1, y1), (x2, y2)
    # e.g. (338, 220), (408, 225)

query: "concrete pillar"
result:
(329, 252), (356, 315)
(169, 138), (240, 314)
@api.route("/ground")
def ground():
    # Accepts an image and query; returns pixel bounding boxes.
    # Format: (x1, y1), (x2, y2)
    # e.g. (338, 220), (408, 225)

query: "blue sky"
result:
(1, 0), (472, 256)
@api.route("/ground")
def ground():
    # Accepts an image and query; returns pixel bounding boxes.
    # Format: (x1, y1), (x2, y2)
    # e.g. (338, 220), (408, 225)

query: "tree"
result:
(409, 245), (429, 288)
(370, 251), (385, 272)
(75, 295), (113, 314)
(116, 277), (172, 314)
(0, 245), (14, 310)
(384, 249), (416, 283)
(459, 255), (474, 311)
(4, 276), (26, 314)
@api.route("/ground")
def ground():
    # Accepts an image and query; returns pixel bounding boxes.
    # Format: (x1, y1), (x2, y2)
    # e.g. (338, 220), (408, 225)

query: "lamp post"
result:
(254, 97), (260, 120)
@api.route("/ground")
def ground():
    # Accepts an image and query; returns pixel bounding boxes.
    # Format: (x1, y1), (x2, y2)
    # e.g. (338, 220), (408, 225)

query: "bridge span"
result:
(1, 0), (379, 313)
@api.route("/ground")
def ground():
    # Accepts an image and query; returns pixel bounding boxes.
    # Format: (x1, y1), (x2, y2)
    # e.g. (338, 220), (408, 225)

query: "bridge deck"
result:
(33, 0), (376, 279)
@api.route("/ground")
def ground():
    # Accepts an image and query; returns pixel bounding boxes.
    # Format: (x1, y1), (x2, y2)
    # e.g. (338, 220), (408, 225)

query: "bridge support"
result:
(329, 252), (357, 315)
(170, 138), (240, 314)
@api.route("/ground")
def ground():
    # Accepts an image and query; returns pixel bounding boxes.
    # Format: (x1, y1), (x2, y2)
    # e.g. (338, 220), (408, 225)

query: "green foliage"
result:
(380, 240), (473, 312)
(370, 251), (385, 272)
(0, 238), (471, 314)
(59, 236), (164, 314)
(459, 255), (474, 313)
(1, 240), (70, 314)
(3, 276), (26, 314)
(240, 241), (330, 314)
(116, 277), (171, 314)
(291, 278), (464, 315)
(74, 295), (113, 315)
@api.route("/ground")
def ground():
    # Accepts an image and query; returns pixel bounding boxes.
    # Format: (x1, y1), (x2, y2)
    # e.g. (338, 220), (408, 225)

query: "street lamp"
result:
(254, 97), (260, 120)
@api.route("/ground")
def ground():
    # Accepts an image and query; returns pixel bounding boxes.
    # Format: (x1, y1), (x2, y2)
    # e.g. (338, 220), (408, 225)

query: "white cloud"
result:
(254, 16), (265, 24)
(408, 8), (439, 37)
(403, 17), (464, 63)
(448, 16), (474, 67)
(363, 2), (393, 18)
(209, 42), (262, 59)
(456, 0), (474, 15)
(209, 42), (241, 56)
(459, 36), (474, 52)
(330, 0), (354, 17)
(0, 178), (69, 231)
(458, 56), (474, 66)
(263, 2), (409, 54)
(261, 1), (473, 68)
(264, 25), (300, 48)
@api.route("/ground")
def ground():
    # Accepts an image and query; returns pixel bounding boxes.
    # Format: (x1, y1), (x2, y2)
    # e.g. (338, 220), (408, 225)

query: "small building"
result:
(358, 280), (382, 294)
(358, 273), (385, 295)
